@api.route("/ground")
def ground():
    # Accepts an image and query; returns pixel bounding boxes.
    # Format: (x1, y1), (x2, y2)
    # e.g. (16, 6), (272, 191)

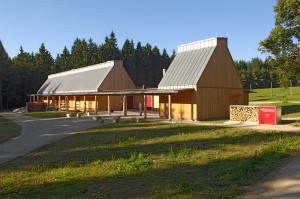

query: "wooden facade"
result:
(37, 60), (137, 112)
(159, 38), (248, 120)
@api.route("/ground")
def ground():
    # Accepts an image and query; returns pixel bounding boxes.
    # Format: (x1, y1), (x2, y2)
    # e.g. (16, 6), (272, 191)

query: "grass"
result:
(249, 86), (300, 101)
(25, 111), (67, 118)
(0, 121), (300, 198)
(0, 115), (21, 144)
(248, 102), (300, 118)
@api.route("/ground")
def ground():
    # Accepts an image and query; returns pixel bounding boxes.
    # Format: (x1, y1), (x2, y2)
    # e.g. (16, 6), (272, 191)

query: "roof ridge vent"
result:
(48, 61), (115, 78)
(177, 37), (220, 53)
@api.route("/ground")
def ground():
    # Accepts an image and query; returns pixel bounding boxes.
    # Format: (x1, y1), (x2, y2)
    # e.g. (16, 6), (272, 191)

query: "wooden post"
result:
(47, 96), (49, 108)
(94, 95), (97, 113)
(74, 96), (76, 112)
(123, 95), (127, 117)
(37, 96), (40, 102)
(139, 95), (142, 116)
(108, 95), (111, 115)
(58, 96), (61, 111)
(168, 95), (172, 121)
(84, 95), (86, 112)
(52, 96), (54, 107)
(29, 96), (32, 103)
(144, 95), (147, 119)
(66, 96), (68, 111)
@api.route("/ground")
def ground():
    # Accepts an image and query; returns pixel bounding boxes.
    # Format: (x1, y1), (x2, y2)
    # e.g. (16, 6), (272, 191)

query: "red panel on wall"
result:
(259, 106), (277, 125)
(127, 96), (133, 109)
(147, 96), (152, 109)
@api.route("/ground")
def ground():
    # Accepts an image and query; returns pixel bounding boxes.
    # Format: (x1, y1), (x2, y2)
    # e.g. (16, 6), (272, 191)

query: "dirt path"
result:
(0, 112), (102, 164)
(240, 154), (300, 199)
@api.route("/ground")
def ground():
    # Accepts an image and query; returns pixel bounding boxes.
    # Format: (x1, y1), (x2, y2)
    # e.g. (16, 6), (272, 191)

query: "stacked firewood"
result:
(230, 106), (259, 123)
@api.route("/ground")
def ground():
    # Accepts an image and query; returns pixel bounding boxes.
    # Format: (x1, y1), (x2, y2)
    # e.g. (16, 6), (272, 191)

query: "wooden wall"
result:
(100, 61), (136, 90)
(159, 90), (197, 120)
(195, 38), (247, 120)
(197, 38), (243, 89)
(197, 88), (245, 120)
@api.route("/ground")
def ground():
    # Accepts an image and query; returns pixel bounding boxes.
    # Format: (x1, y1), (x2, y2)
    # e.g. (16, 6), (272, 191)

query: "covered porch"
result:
(28, 89), (189, 120)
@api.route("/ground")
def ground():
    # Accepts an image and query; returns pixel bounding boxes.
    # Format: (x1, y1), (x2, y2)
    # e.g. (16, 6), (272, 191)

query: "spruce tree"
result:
(0, 41), (12, 110)
(55, 47), (71, 72)
(34, 43), (54, 92)
(122, 39), (136, 83)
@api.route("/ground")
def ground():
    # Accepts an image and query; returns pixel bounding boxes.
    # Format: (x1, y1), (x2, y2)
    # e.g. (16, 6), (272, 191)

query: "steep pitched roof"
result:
(158, 38), (217, 89)
(37, 61), (114, 94)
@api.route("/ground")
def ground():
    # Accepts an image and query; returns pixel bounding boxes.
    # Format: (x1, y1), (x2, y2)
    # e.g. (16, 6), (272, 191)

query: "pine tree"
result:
(101, 31), (121, 61)
(142, 43), (153, 86)
(12, 47), (35, 106)
(122, 39), (136, 83)
(55, 47), (71, 72)
(162, 48), (171, 68)
(88, 39), (99, 65)
(134, 41), (143, 86)
(0, 40), (12, 110)
(34, 43), (54, 92)
(70, 38), (83, 68)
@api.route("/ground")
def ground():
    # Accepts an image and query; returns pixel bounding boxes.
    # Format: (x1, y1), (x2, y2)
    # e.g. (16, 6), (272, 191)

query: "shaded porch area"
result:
(28, 89), (192, 120)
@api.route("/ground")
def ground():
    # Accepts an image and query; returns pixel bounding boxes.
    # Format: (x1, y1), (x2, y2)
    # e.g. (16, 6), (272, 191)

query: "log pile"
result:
(230, 106), (259, 123)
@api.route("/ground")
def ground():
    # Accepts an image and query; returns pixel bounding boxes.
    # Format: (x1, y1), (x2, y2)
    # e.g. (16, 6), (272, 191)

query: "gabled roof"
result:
(37, 61), (114, 94)
(158, 38), (218, 89)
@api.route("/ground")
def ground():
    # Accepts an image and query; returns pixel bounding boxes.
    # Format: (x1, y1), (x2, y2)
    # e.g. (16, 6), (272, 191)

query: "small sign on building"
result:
(259, 106), (281, 125)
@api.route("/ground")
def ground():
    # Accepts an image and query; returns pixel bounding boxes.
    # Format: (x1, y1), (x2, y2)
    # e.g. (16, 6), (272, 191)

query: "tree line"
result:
(0, 31), (176, 109)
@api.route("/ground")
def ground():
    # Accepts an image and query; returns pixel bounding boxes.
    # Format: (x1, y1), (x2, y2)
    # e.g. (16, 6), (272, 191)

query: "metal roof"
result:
(158, 46), (216, 89)
(37, 61), (114, 94)
(30, 88), (191, 96)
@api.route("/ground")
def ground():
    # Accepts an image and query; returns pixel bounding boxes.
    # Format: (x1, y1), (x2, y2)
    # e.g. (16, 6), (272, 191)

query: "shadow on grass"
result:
(281, 104), (300, 115)
(2, 123), (281, 172)
(0, 147), (293, 199)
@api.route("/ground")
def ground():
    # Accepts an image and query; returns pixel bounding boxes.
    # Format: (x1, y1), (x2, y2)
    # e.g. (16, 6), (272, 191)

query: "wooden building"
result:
(34, 60), (136, 112)
(158, 37), (249, 120)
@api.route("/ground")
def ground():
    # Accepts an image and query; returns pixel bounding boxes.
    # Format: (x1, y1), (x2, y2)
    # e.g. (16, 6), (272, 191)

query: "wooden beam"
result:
(58, 96), (61, 111)
(52, 96), (55, 107)
(94, 95), (97, 113)
(29, 96), (32, 103)
(108, 95), (111, 115)
(74, 96), (76, 112)
(123, 95), (127, 117)
(168, 95), (172, 121)
(84, 95), (86, 112)
(139, 95), (142, 116)
(144, 95), (147, 119)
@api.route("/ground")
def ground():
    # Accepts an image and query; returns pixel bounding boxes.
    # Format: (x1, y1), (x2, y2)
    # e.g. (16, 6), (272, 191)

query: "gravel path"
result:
(0, 112), (102, 164)
(240, 154), (300, 199)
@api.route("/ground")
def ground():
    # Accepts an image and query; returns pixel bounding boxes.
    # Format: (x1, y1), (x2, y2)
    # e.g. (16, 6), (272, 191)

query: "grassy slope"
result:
(0, 122), (299, 198)
(0, 115), (21, 144)
(25, 111), (67, 118)
(250, 86), (300, 101)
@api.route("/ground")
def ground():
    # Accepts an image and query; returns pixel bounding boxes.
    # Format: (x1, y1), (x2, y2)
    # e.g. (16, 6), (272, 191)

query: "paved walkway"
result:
(0, 112), (101, 164)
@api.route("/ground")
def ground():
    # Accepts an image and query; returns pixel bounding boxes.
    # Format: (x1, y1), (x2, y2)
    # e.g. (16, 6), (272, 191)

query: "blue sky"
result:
(0, 0), (276, 61)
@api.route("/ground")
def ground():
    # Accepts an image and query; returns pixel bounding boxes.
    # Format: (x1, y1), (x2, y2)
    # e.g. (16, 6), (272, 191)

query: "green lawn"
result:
(250, 86), (300, 101)
(0, 115), (21, 144)
(25, 111), (67, 118)
(1, 122), (299, 198)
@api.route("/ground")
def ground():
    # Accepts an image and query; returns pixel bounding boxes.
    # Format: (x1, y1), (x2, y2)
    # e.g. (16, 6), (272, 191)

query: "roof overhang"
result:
(28, 88), (193, 97)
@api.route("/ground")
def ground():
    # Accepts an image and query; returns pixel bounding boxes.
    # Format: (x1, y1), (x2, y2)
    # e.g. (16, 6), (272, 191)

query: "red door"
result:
(147, 96), (152, 109)
(127, 96), (133, 109)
